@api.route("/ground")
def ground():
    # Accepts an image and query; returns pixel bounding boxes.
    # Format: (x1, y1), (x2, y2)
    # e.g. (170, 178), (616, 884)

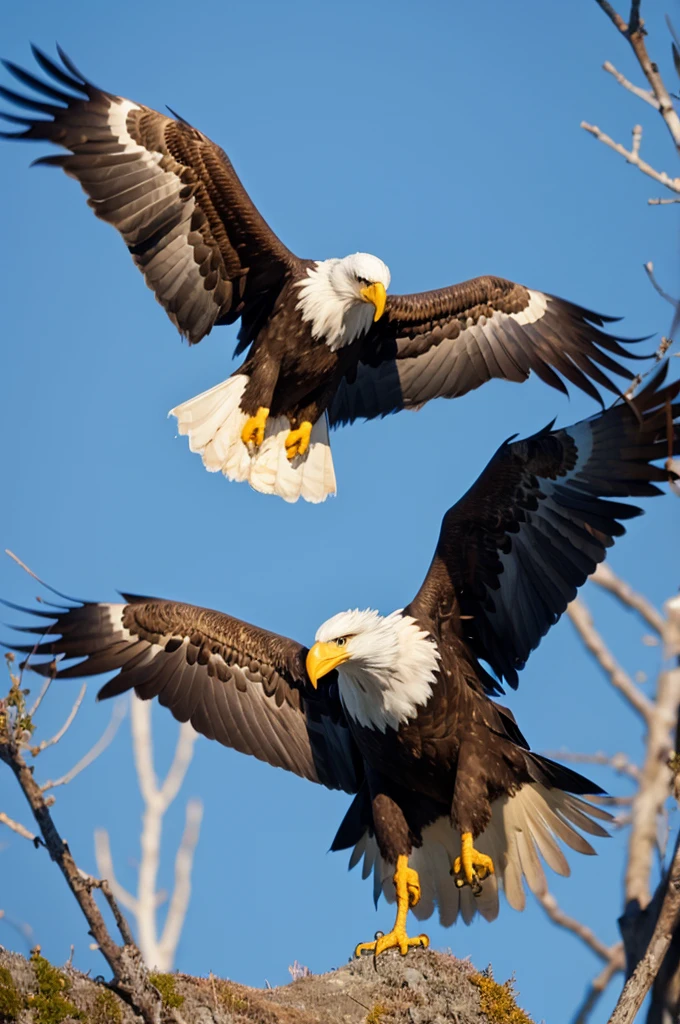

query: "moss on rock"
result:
(0, 966), (21, 1021)
(27, 950), (82, 1024)
(148, 973), (184, 1009)
(91, 988), (124, 1024)
(470, 969), (533, 1024)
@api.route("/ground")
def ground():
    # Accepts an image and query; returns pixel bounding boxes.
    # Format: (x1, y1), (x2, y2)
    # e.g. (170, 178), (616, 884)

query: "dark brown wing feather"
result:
(4, 593), (361, 792)
(330, 277), (646, 425)
(0, 46), (300, 344)
(406, 366), (679, 689)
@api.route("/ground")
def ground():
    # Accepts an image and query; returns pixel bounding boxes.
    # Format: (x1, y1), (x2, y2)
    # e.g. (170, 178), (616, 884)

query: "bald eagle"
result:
(6, 369), (677, 955)
(1, 47), (646, 502)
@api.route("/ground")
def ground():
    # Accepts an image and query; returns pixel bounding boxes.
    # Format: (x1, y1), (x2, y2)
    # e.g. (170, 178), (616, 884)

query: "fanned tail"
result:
(169, 374), (337, 503)
(347, 782), (610, 927)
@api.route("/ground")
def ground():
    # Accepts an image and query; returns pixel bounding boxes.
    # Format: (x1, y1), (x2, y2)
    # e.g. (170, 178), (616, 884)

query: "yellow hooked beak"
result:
(306, 641), (350, 688)
(360, 281), (387, 322)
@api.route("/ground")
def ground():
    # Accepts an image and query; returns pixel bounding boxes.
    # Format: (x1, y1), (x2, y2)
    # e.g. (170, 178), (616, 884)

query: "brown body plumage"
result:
(0, 47), (649, 501)
(6, 369), (678, 939)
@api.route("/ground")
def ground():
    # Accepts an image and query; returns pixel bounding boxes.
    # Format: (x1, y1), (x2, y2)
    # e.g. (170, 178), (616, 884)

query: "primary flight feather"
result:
(1, 46), (646, 502)
(6, 368), (678, 955)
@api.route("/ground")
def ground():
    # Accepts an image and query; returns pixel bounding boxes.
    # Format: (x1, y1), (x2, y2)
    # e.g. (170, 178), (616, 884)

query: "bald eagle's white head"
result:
(307, 608), (440, 733)
(296, 253), (391, 351)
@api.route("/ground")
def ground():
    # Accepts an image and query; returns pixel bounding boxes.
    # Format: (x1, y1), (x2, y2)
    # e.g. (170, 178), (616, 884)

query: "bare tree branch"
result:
(27, 677), (52, 719)
(625, 598), (680, 910)
(157, 798), (204, 970)
(603, 60), (659, 108)
(574, 954), (627, 1024)
(41, 700), (126, 791)
(538, 891), (619, 962)
(101, 697), (202, 971)
(581, 122), (680, 193)
(94, 828), (139, 916)
(31, 683), (87, 755)
(0, 720), (163, 1022)
(643, 262), (680, 316)
(591, 563), (666, 635)
(592, 0), (680, 148)
(609, 837), (680, 1024)
(542, 748), (641, 782)
(0, 811), (36, 842)
(567, 599), (655, 720)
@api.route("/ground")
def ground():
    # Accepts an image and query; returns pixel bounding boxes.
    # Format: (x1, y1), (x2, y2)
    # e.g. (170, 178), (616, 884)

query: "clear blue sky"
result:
(1, 2), (678, 1021)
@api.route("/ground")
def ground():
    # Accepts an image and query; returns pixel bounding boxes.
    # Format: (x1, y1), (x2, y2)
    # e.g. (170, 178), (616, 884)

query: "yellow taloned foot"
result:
(241, 407), (270, 449)
(452, 832), (495, 896)
(355, 855), (430, 958)
(285, 421), (313, 460)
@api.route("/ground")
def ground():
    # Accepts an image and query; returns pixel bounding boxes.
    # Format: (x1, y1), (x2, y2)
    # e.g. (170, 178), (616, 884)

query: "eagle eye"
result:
(357, 276), (370, 285)
(335, 636), (348, 647)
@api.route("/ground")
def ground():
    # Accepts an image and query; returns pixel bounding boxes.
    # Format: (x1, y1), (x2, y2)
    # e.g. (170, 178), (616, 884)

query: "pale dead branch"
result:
(643, 262), (680, 318)
(625, 598), (680, 910)
(95, 697), (203, 971)
(609, 836), (680, 1024)
(41, 699), (126, 791)
(27, 677), (51, 719)
(603, 61), (659, 108)
(567, 599), (655, 721)
(93, 828), (139, 916)
(538, 891), (619, 962)
(542, 749), (641, 782)
(591, 564), (665, 635)
(592, 0), (680, 148)
(156, 798), (204, 970)
(31, 683), (87, 755)
(0, 685), (163, 1022)
(575, 953), (627, 1024)
(0, 811), (35, 842)
(580, 122), (680, 194)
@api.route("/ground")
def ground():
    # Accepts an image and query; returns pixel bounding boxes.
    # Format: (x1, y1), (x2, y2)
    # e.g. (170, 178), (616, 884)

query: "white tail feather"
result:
(169, 374), (337, 503)
(349, 783), (610, 927)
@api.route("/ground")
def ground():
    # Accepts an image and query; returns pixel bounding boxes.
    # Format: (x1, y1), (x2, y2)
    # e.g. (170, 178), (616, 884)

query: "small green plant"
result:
(365, 1005), (388, 1024)
(211, 978), (248, 1013)
(149, 973), (184, 1009)
(0, 966), (21, 1021)
(91, 988), (123, 1024)
(27, 950), (82, 1024)
(470, 968), (533, 1024)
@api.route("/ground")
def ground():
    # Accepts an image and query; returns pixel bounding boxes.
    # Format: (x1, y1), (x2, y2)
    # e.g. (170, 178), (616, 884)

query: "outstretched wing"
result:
(0, 46), (300, 344)
(330, 277), (645, 424)
(406, 366), (679, 689)
(4, 594), (361, 793)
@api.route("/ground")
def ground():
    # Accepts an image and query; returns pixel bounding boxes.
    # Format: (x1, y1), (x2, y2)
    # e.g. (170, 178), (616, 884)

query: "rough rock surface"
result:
(0, 945), (533, 1024)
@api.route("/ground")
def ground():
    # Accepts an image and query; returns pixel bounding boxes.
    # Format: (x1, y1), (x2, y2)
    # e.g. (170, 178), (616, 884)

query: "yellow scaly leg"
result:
(241, 406), (270, 449)
(355, 855), (430, 958)
(452, 832), (495, 895)
(285, 421), (313, 460)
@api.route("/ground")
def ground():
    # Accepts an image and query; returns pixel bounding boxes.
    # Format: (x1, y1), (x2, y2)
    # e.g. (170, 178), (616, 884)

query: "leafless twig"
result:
(542, 749), (641, 782)
(609, 836), (680, 1023)
(581, 122), (680, 193)
(0, 712), (163, 1022)
(95, 697), (203, 971)
(567, 599), (654, 721)
(593, 0), (680, 148)
(31, 683), (87, 755)
(41, 700), (126, 791)
(574, 954), (627, 1024)
(0, 811), (35, 842)
(591, 563), (665, 635)
(538, 891), (619, 962)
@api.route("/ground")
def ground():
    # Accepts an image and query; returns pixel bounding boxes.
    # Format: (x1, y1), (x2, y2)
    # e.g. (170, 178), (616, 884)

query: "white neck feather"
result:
(337, 612), (441, 733)
(295, 259), (378, 352)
